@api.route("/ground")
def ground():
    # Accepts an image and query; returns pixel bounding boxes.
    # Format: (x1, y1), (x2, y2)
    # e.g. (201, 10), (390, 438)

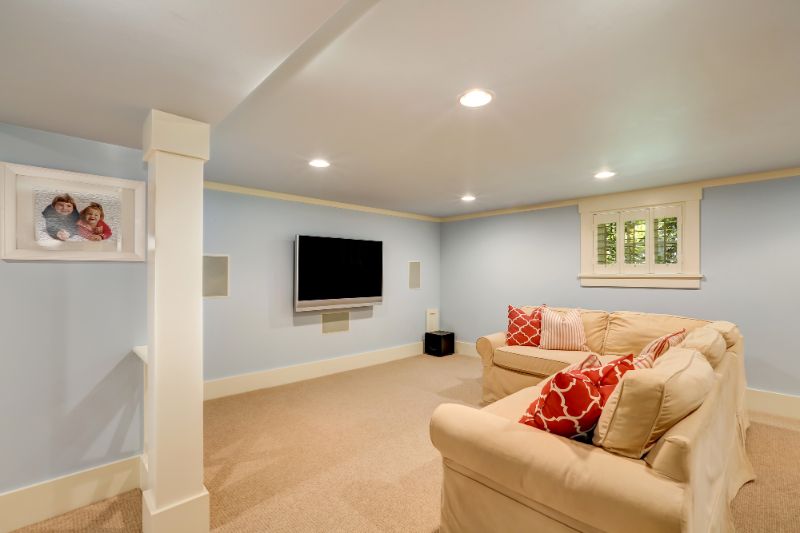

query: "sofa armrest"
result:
(430, 403), (684, 533)
(476, 331), (506, 367)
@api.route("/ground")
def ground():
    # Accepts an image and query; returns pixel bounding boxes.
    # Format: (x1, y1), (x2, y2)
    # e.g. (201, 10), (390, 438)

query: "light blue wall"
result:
(440, 176), (800, 396)
(0, 123), (441, 492)
(203, 190), (441, 379)
(0, 123), (146, 492)
(3, 119), (796, 493)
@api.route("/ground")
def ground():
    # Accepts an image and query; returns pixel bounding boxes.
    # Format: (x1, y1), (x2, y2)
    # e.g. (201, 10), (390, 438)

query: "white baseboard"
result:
(142, 486), (209, 533)
(747, 388), (800, 420)
(204, 341), (424, 400)
(455, 340), (479, 357)
(0, 455), (141, 533)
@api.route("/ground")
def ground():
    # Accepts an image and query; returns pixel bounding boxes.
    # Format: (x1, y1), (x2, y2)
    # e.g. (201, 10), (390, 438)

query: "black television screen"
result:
(295, 235), (383, 311)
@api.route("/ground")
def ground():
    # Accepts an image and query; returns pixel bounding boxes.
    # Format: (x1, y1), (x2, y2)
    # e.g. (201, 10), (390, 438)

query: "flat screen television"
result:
(295, 235), (383, 312)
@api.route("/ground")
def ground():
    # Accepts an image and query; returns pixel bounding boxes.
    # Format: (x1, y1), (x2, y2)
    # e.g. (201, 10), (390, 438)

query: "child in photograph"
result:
(76, 202), (113, 241)
(42, 194), (79, 240)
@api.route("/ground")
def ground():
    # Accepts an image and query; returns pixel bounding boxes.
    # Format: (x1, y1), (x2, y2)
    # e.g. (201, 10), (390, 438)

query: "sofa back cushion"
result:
(679, 326), (727, 367)
(706, 320), (742, 348)
(633, 329), (687, 369)
(592, 347), (716, 458)
(602, 311), (708, 356)
(552, 308), (608, 353)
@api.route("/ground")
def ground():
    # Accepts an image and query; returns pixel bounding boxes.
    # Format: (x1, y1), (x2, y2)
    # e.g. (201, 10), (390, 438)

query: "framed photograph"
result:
(1, 162), (145, 261)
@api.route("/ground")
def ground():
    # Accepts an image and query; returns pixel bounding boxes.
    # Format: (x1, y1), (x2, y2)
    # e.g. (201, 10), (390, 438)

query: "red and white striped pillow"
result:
(539, 308), (589, 351)
(633, 329), (687, 369)
(506, 305), (543, 346)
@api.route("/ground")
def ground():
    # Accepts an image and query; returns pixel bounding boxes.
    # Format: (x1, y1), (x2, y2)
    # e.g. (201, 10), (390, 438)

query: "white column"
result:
(141, 110), (210, 533)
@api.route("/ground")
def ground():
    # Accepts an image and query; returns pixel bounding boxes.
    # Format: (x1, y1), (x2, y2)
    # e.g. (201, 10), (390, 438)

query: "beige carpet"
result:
(14, 354), (800, 532)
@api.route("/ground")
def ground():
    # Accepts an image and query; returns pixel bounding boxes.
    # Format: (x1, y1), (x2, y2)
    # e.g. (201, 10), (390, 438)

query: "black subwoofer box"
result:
(425, 330), (455, 356)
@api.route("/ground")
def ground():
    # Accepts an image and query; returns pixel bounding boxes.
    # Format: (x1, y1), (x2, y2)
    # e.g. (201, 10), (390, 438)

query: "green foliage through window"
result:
(596, 222), (617, 265)
(654, 216), (678, 264)
(624, 219), (647, 264)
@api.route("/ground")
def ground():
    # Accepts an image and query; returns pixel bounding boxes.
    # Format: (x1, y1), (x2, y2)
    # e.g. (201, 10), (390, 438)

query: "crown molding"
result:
(204, 181), (441, 222)
(205, 166), (800, 224)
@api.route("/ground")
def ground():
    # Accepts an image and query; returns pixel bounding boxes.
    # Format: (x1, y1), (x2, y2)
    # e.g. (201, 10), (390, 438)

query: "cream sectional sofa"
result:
(430, 309), (754, 533)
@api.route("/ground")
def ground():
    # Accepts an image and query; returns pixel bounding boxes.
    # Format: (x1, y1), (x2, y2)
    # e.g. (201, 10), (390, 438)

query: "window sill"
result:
(578, 273), (703, 289)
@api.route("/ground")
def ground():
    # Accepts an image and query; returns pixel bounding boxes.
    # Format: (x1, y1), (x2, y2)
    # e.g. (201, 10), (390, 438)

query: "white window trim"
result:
(579, 183), (702, 289)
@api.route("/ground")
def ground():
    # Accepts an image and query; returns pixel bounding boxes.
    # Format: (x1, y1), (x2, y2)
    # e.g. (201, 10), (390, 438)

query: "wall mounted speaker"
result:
(322, 311), (349, 333)
(203, 255), (229, 298)
(409, 261), (421, 289)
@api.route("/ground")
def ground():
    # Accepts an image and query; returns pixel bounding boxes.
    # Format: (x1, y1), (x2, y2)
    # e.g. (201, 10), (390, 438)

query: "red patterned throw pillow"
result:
(506, 305), (543, 346)
(519, 354), (635, 438)
(582, 354), (635, 405)
(519, 369), (602, 438)
(633, 329), (687, 369)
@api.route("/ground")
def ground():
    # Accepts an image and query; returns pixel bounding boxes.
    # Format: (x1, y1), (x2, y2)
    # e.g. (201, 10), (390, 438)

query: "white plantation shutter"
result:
(621, 209), (649, 274)
(593, 212), (619, 274)
(652, 205), (682, 274)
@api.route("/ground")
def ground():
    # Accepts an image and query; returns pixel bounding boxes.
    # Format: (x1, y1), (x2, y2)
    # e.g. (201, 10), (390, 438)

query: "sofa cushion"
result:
(493, 345), (592, 378)
(552, 308), (609, 354)
(483, 383), (546, 421)
(506, 305), (543, 346)
(603, 311), (708, 356)
(706, 321), (742, 348)
(633, 329), (687, 369)
(592, 348), (716, 458)
(519, 368), (603, 438)
(540, 308), (589, 351)
(679, 326), (727, 367)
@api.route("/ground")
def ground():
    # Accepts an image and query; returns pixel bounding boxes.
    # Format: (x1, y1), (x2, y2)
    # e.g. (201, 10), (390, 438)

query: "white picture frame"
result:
(1, 162), (146, 261)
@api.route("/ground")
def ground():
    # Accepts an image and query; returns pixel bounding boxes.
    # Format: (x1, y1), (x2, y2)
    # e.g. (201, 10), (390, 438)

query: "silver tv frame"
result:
(294, 235), (383, 312)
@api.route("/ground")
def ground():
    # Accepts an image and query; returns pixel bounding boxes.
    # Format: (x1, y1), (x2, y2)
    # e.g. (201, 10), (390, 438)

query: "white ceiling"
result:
(3, 0), (800, 217)
(0, 0), (349, 147)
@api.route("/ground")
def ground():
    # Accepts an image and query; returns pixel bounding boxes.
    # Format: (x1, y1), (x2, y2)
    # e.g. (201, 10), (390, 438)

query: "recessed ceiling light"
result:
(459, 89), (493, 108)
(461, 194), (476, 202)
(594, 170), (616, 179)
(309, 159), (330, 168)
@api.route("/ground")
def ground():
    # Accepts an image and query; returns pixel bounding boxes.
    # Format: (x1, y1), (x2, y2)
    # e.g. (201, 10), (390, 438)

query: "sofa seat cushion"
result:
(493, 345), (592, 378)
(483, 383), (545, 422)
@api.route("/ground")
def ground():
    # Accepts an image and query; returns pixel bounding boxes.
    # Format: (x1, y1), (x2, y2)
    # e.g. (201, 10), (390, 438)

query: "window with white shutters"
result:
(590, 205), (682, 276)
(579, 184), (701, 288)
